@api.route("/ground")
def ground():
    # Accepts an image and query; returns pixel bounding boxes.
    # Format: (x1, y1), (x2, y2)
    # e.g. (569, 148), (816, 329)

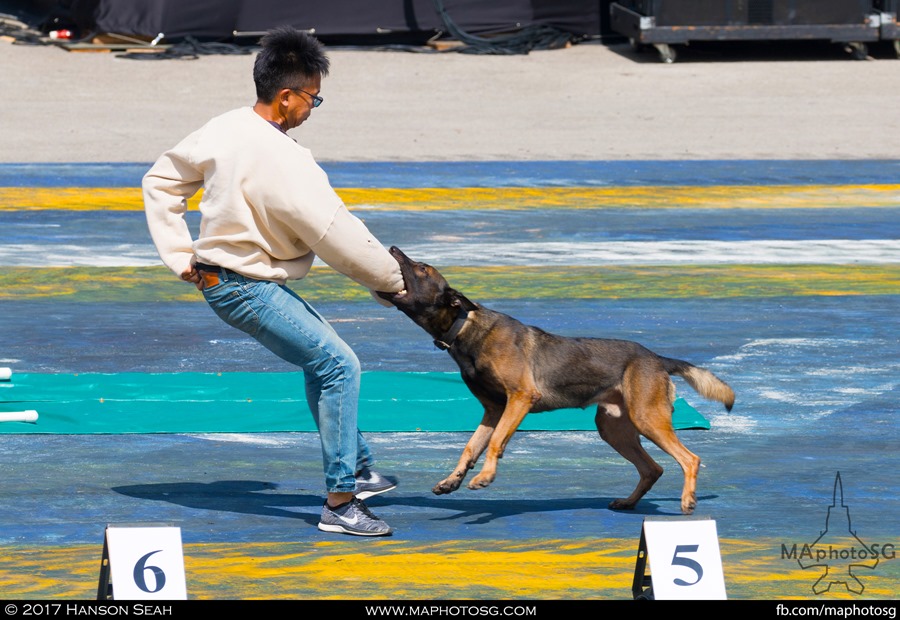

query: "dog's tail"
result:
(660, 357), (735, 412)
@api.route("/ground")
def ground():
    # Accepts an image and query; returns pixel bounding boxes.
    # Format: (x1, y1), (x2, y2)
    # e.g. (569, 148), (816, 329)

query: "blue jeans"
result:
(201, 267), (373, 493)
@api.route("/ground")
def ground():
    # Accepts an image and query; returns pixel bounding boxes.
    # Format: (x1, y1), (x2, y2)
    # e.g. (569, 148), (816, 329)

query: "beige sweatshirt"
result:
(143, 107), (403, 294)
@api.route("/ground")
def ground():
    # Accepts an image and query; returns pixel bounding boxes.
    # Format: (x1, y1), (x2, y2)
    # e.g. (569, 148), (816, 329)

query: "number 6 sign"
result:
(634, 517), (727, 600)
(98, 525), (188, 600)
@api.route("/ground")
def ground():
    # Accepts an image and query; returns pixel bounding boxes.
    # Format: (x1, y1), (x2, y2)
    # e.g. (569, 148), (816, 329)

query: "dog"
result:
(379, 247), (735, 514)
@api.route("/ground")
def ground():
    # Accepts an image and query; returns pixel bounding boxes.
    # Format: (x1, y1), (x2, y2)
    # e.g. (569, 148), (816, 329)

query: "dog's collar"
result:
(433, 309), (469, 351)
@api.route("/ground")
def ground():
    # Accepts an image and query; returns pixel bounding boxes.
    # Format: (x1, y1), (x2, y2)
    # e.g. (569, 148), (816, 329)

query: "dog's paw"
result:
(608, 498), (636, 511)
(432, 479), (460, 495)
(681, 496), (697, 515)
(467, 473), (495, 490)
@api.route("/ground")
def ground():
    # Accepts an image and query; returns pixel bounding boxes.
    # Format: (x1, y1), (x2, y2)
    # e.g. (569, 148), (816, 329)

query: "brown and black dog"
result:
(379, 247), (735, 514)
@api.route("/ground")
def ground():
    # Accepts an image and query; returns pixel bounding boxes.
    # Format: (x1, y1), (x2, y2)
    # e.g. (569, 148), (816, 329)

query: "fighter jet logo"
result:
(796, 472), (879, 594)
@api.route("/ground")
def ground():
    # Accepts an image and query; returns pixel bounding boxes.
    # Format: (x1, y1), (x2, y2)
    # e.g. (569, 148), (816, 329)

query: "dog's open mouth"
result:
(388, 271), (409, 301)
(384, 246), (411, 302)
(377, 288), (407, 303)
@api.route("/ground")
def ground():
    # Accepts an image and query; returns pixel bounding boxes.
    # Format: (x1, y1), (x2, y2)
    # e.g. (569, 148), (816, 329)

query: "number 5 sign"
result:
(97, 525), (188, 600)
(632, 517), (727, 600)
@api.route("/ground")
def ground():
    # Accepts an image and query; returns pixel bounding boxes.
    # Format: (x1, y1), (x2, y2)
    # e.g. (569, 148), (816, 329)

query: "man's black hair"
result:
(253, 26), (330, 103)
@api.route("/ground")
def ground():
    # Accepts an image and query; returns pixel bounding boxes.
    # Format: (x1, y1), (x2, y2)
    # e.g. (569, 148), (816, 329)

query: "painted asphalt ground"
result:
(1, 162), (898, 601)
(0, 15), (900, 613)
(0, 19), (900, 603)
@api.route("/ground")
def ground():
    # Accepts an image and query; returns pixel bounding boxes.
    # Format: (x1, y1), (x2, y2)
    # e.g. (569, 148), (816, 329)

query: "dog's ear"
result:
(449, 289), (477, 312)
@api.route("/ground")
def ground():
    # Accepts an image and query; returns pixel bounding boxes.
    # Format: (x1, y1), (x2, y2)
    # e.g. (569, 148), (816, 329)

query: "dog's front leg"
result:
(433, 405), (502, 495)
(468, 391), (538, 490)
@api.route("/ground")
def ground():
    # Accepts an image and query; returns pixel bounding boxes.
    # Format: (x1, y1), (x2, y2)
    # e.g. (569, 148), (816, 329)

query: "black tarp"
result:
(61, 0), (606, 44)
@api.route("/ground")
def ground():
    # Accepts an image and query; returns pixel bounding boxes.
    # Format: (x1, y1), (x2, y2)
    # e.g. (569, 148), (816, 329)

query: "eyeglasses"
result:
(290, 87), (323, 108)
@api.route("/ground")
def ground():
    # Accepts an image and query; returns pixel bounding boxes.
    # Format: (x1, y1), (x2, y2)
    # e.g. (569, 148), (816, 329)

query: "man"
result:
(143, 26), (405, 536)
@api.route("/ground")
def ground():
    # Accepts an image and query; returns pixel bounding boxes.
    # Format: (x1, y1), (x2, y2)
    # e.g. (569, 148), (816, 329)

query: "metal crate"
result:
(610, 0), (889, 62)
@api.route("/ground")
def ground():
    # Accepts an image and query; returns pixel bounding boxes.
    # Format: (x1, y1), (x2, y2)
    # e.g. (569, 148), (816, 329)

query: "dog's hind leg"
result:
(433, 403), (502, 495)
(626, 377), (701, 514)
(633, 410), (700, 515)
(596, 401), (664, 511)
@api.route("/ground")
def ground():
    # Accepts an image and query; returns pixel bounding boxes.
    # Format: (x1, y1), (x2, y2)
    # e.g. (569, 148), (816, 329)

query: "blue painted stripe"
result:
(3, 209), (897, 269)
(2, 160), (899, 188)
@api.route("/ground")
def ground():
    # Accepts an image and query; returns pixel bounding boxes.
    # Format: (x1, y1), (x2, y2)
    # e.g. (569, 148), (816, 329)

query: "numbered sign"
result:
(641, 518), (727, 600)
(102, 526), (187, 600)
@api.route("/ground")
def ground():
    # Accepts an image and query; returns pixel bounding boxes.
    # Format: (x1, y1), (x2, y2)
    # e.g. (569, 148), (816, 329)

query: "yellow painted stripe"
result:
(2, 184), (899, 211)
(1, 538), (896, 599)
(2, 265), (898, 301)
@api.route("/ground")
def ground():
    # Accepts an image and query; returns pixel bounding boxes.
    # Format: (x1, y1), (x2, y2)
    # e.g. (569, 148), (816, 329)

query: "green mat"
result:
(0, 371), (709, 434)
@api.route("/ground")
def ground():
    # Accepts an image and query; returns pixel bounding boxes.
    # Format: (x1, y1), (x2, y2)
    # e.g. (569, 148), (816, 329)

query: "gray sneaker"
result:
(354, 467), (398, 500)
(318, 497), (393, 537)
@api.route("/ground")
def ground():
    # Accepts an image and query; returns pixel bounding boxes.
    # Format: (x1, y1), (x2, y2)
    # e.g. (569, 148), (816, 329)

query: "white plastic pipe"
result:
(0, 410), (38, 423)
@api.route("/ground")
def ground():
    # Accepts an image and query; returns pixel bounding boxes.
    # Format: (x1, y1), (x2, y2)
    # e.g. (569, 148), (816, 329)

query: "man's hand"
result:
(181, 264), (204, 290)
